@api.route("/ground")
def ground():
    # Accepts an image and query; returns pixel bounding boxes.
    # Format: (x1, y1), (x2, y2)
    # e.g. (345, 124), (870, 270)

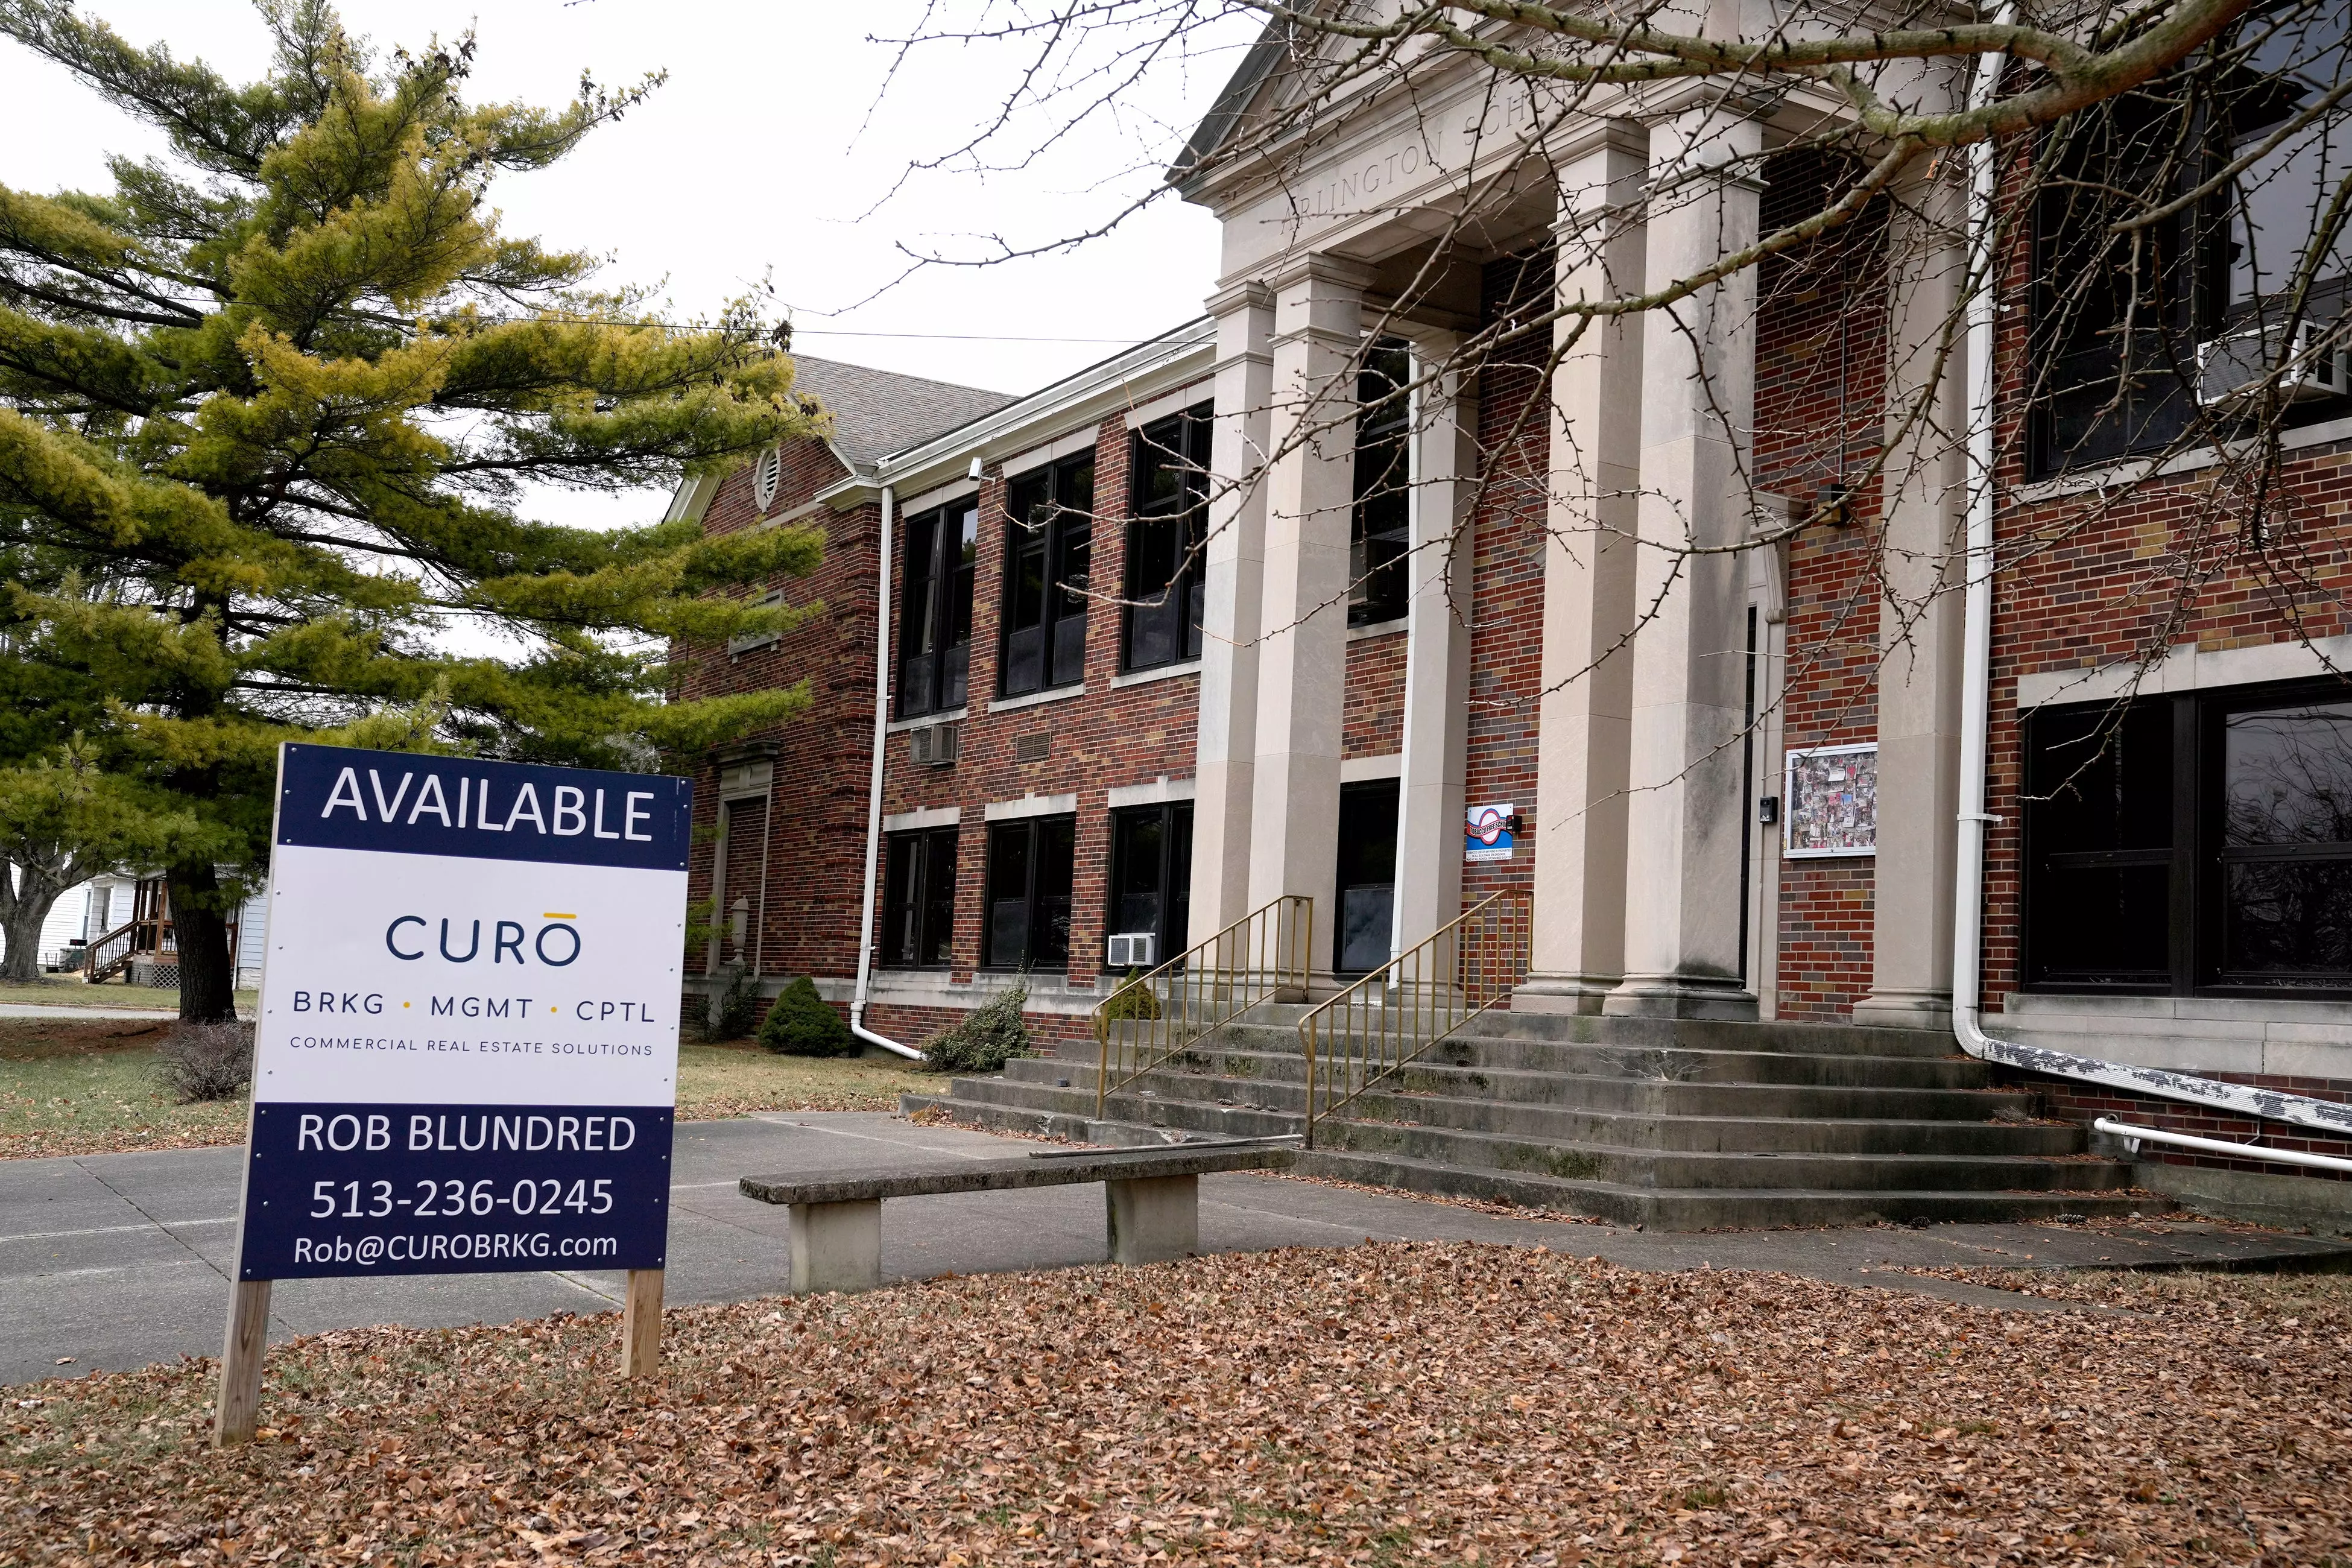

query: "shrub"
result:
(757, 976), (855, 1057)
(920, 982), (1031, 1075)
(707, 964), (764, 1042)
(1099, 967), (1161, 1022)
(157, 1021), (254, 1103)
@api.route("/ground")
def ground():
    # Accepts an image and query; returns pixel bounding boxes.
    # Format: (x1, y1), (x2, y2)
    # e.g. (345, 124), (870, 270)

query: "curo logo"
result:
(385, 917), (581, 966)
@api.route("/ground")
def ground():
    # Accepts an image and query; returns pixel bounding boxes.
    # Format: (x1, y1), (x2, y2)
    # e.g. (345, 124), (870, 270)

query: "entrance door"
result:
(1334, 779), (1401, 975)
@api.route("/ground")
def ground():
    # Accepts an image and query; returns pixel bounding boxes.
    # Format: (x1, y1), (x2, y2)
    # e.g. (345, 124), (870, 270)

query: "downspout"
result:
(851, 481), (924, 1060)
(1950, 21), (2352, 1143)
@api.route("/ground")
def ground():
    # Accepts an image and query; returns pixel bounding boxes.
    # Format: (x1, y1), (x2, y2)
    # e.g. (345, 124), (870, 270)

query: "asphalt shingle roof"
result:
(788, 355), (1017, 472)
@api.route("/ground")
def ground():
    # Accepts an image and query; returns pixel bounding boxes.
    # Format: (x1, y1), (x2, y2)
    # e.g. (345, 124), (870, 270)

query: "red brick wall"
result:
(1342, 630), (1406, 759)
(867, 1002), (1093, 1055)
(1973, 138), (2352, 1014)
(1756, 151), (1891, 1020)
(2002, 1070), (2352, 1183)
(675, 437), (878, 988)
(875, 394), (1210, 1029)
(1461, 257), (1553, 918)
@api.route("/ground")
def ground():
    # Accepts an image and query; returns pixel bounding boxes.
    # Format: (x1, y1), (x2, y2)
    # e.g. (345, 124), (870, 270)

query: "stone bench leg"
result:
(1105, 1174), (1198, 1266)
(789, 1198), (882, 1294)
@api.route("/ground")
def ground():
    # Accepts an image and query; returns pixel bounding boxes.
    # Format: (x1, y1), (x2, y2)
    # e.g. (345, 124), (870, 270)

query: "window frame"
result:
(2022, 675), (2352, 999)
(1123, 404), (1213, 672)
(982, 814), (1077, 971)
(2025, 6), (2352, 478)
(999, 453), (1095, 698)
(895, 498), (978, 720)
(879, 826), (959, 969)
(1105, 801), (1194, 966)
(1349, 341), (1413, 628)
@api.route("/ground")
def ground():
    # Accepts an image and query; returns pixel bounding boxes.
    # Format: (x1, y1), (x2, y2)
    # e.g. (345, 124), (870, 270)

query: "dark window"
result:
(1350, 341), (1412, 627)
(2029, 4), (2352, 476)
(880, 827), (958, 967)
(2023, 701), (2177, 987)
(1107, 803), (1193, 964)
(1001, 455), (1093, 697)
(2023, 678), (2352, 995)
(897, 501), (976, 718)
(1334, 779), (1401, 974)
(984, 815), (1075, 969)
(2216, 699), (2352, 982)
(1124, 405), (1212, 671)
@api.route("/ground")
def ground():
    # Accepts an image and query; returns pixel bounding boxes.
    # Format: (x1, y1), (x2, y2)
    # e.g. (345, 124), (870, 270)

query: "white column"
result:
(1605, 106), (1765, 1020)
(1189, 282), (1275, 935)
(1247, 254), (1373, 979)
(1520, 120), (1647, 1015)
(1853, 172), (1968, 1029)
(1390, 329), (1476, 958)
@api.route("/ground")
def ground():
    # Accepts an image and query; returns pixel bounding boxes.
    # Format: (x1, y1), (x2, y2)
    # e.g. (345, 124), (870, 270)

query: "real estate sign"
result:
(232, 743), (692, 1281)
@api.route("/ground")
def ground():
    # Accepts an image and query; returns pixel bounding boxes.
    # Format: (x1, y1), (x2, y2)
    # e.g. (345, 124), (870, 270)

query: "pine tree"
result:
(0, 2), (825, 1020)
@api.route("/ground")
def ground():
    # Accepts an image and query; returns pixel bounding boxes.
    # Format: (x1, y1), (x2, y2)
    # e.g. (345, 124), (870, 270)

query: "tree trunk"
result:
(0, 898), (51, 982)
(169, 861), (239, 1023)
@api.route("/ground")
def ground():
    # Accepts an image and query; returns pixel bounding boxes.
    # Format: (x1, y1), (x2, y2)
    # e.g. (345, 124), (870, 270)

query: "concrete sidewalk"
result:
(4, 1112), (2346, 1386)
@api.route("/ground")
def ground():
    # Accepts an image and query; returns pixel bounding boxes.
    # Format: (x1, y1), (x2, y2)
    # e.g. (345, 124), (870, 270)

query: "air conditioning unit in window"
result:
(2196, 318), (2351, 406)
(1105, 931), (1155, 970)
(908, 721), (961, 767)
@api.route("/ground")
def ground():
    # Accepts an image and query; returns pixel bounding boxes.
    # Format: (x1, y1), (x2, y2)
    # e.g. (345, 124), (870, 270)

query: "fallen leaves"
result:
(4, 1247), (2347, 1566)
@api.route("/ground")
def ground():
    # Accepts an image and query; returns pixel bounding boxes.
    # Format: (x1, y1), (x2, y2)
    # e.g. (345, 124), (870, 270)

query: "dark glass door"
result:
(1334, 780), (1400, 975)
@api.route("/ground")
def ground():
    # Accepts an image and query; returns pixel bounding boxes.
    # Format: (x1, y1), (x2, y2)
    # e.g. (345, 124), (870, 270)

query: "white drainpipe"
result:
(1949, 21), (2351, 1143)
(851, 481), (923, 1061)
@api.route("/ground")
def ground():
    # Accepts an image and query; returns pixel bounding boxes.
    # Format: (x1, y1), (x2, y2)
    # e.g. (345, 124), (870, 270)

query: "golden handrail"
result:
(1093, 894), (1312, 1117)
(1296, 888), (1532, 1148)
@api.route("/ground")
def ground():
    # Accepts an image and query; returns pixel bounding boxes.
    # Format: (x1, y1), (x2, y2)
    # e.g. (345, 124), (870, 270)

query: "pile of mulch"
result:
(5, 1245), (2345, 1566)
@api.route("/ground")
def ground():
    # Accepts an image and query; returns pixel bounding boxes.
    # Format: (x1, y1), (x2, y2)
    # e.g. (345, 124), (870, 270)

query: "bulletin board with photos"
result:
(1783, 743), (1877, 858)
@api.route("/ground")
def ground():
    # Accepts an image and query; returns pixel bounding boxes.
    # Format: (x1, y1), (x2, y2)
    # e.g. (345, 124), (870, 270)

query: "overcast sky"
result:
(0, 0), (1245, 524)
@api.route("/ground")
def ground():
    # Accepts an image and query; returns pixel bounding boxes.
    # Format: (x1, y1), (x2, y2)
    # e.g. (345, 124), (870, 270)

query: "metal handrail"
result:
(1297, 888), (1532, 1148)
(1093, 894), (1313, 1116)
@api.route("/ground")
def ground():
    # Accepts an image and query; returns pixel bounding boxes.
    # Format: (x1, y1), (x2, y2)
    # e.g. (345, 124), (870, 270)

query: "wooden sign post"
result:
(214, 744), (692, 1444)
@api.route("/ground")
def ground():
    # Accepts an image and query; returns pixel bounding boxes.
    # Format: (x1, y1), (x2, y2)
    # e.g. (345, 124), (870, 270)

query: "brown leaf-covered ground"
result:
(4, 1247), (2345, 1566)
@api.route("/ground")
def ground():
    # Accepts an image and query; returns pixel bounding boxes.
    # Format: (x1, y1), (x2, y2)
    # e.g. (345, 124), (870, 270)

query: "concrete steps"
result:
(900, 1008), (2158, 1230)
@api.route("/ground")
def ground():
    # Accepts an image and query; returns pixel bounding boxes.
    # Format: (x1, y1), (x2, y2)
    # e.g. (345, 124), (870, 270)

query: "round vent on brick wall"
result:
(752, 444), (782, 511)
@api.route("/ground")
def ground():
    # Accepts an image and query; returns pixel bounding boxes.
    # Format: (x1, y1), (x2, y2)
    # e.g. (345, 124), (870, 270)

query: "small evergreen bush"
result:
(757, 976), (856, 1057)
(157, 1021), (254, 1103)
(707, 965), (764, 1042)
(1099, 967), (1162, 1022)
(920, 982), (1031, 1074)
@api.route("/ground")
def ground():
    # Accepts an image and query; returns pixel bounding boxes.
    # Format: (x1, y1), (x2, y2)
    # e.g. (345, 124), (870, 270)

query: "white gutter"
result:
(1950, 19), (2352, 1145)
(2094, 1118), (2352, 1174)
(850, 481), (923, 1061)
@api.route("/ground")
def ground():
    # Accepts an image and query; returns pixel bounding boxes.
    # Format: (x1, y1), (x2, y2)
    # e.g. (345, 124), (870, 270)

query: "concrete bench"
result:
(739, 1136), (1301, 1293)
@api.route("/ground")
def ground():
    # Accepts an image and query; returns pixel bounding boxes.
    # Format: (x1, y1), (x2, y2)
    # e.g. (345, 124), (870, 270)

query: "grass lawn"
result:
(0, 1021), (933, 1160)
(2, 1251), (2345, 1565)
(0, 975), (259, 1013)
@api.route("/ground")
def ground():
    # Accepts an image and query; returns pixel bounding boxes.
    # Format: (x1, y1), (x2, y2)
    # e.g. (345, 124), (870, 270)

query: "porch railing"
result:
(1093, 894), (1312, 1117)
(1296, 888), (1532, 1148)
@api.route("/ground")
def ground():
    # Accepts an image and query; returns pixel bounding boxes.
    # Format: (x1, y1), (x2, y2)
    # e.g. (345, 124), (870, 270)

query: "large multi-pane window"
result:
(879, 827), (958, 968)
(2023, 678), (2352, 994)
(2029, 3), (2351, 475)
(897, 499), (977, 718)
(1001, 455), (1093, 697)
(1350, 341), (1412, 626)
(1107, 803), (1193, 964)
(1125, 405), (1212, 671)
(984, 815), (1075, 969)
